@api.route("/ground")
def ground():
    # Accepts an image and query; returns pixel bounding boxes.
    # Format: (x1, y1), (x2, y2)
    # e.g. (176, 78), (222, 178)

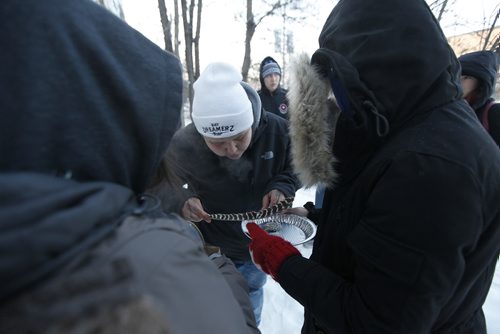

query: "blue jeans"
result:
(234, 261), (267, 325)
(315, 185), (326, 209)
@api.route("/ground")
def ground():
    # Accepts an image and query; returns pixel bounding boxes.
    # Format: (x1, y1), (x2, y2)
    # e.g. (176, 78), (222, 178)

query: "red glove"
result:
(247, 223), (301, 281)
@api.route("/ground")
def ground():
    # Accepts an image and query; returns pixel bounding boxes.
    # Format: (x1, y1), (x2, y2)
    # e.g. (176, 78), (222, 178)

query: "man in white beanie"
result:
(154, 62), (300, 326)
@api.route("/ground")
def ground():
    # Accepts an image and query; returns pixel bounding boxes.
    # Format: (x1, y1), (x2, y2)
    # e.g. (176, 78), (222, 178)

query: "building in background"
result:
(448, 26), (499, 55)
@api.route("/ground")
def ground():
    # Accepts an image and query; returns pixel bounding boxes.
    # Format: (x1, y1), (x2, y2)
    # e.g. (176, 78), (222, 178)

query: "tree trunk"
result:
(242, 0), (256, 82)
(194, 0), (202, 79)
(241, 0), (303, 82)
(158, 0), (174, 52)
(483, 9), (499, 50)
(174, 0), (180, 58)
(181, 0), (202, 115)
(436, 0), (448, 22)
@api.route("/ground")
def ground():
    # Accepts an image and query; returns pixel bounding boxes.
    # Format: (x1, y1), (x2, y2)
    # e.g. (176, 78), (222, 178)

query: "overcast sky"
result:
(120, 0), (499, 74)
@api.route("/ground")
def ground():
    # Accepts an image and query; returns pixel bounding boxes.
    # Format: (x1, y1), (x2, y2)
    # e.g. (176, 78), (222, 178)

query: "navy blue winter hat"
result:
(262, 61), (281, 78)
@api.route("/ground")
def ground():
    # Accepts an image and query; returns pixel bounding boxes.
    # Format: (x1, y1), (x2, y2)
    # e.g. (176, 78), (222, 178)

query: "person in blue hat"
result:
(258, 56), (290, 120)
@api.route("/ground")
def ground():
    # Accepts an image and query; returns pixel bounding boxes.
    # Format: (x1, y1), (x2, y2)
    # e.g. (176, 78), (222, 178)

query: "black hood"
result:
(0, 0), (183, 302)
(288, 0), (463, 187)
(0, 0), (183, 193)
(312, 0), (462, 138)
(458, 50), (500, 109)
(259, 56), (282, 93)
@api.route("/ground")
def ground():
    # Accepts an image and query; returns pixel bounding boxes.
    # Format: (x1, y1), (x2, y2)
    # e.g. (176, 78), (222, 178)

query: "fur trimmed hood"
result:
(287, 53), (339, 188)
(287, 0), (462, 190)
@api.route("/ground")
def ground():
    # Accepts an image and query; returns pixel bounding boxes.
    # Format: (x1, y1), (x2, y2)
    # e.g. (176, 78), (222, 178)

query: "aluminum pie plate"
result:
(241, 214), (316, 246)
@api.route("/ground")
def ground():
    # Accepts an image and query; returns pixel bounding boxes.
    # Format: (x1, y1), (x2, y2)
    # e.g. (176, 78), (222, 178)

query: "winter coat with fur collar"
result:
(279, 0), (500, 333)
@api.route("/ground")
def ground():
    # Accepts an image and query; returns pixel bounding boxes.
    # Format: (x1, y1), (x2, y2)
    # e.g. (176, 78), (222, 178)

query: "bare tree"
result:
(180, 0), (203, 113)
(483, 9), (500, 50)
(158, 0), (181, 57)
(158, 0), (174, 52)
(490, 34), (500, 52)
(174, 0), (180, 57)
(241, 0), (305, 82)
(242, 0), (256, 83)
(94, 0), (125, 20)
(427, 0), (451, 22)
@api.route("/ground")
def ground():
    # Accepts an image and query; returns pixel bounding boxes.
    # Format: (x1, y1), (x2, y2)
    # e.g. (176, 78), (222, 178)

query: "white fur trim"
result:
(287, 53), (339, 188)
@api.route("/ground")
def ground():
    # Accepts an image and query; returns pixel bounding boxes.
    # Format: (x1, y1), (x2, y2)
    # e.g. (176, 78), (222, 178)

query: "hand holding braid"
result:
(247, 223), (301, 281)
(209, 197), (294, 221)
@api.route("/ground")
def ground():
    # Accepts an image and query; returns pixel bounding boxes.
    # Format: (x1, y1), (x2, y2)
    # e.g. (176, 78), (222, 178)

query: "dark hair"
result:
(147, 156), (187, 213)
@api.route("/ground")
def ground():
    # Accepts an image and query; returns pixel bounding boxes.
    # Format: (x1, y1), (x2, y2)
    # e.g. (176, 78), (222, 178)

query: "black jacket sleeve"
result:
(278, 153), (487, 333)
(487, 103), (500, 146)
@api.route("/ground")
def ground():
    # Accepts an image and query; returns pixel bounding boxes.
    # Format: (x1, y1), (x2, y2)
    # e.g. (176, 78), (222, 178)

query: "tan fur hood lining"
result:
(287, 53), (339, 188)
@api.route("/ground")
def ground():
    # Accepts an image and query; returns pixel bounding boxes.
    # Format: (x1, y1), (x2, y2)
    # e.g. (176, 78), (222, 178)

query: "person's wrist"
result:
(303, 201), (316, 218)
(271, 245), (301, 281)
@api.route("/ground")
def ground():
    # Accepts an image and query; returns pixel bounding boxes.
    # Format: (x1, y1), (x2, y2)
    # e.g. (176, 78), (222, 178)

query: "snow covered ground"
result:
(259, 187), (315, 334)
(485, 268), (500, 333)
(259, 187), (500, 333)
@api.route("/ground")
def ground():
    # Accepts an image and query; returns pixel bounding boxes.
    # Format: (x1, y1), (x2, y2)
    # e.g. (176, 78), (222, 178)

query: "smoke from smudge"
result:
(218, 156), (253, 183)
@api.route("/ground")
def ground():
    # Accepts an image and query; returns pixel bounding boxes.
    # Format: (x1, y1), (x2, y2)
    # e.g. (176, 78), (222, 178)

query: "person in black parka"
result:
(245, 0), (500, 333)
(0, 1), (259, 333)
(458, 50), (500, 145)
(258, 56), (290, 119)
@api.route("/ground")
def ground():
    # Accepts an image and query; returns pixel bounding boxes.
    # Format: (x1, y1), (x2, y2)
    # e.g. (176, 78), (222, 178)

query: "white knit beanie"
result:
(192, 62), (253, 138)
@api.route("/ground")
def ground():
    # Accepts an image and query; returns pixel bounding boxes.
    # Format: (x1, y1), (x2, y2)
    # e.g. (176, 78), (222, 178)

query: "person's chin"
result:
(227, 153), (243, 160)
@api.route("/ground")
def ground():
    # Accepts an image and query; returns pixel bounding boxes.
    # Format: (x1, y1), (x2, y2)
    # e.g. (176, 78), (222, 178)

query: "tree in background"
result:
(94, 0), (125, 19)
(482, 9), (499, 51)
(157, 0), (201, 115)
(427, 0), (499, 53)
(158, 0), (174, 53)
(158, 1), (181, 57)
(241, 0), (305, 82)
(180, 0), (202, 114)
(428, 0), (456, 22)
(152, 0), (497, 111)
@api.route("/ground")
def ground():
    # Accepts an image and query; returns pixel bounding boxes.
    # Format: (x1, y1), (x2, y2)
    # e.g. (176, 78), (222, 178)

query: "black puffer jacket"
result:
(459, 50), (500, 145)
(283, 0), (500, 333)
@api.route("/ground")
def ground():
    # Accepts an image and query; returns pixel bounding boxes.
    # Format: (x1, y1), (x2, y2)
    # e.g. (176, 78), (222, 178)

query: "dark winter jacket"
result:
(283, 0), (500, 333)
(0, 176), (258, 334)
(258, 56), (290, 119)
(458, 50), (500, 145)
(0, 1), (258, 333)
(163, 83), (300, 262)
